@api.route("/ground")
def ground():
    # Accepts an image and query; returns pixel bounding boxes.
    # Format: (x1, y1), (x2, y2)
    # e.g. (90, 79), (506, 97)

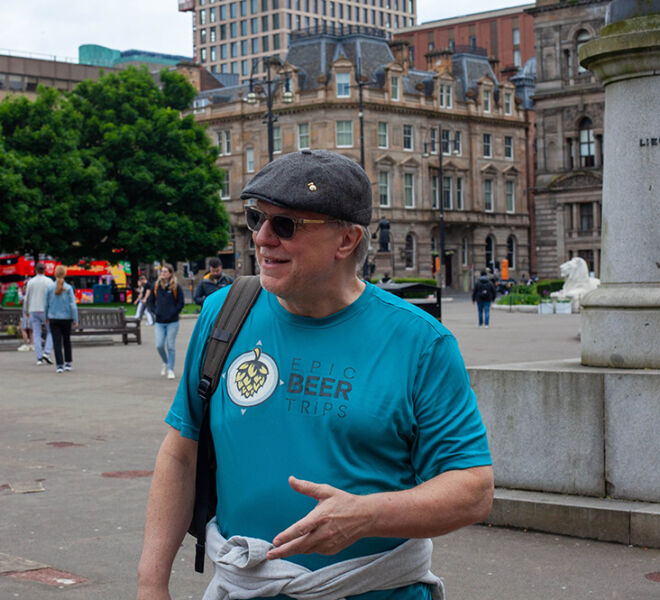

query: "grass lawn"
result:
(81, 302), (200, 316)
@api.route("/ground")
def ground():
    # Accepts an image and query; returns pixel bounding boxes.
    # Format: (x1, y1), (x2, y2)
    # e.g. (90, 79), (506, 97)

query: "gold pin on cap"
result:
(307, 182), (317, 192)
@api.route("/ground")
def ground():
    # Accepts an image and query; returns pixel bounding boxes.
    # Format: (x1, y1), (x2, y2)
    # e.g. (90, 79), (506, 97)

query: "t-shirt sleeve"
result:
(410, 333), (492, 481)
(165, 288), (230, 440)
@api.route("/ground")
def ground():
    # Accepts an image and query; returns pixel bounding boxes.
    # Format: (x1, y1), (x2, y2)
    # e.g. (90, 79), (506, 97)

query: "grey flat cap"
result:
(240, 150), (372, 226)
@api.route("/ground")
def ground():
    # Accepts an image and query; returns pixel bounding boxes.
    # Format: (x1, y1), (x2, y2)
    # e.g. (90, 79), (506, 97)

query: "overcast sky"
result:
(1, 1), (533, 62)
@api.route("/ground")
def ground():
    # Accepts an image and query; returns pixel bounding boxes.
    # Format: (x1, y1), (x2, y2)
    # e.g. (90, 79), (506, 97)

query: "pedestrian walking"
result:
(472, 270), (497, 328)
(148, 263), (184, 380)
(193, 257), (233, 306)
(23, 262), (54, 365)
(138, 150), (493, 600)
(45, 266), (78, 373)
(17, 280), (34, 352)
(134, 274), (154, 325)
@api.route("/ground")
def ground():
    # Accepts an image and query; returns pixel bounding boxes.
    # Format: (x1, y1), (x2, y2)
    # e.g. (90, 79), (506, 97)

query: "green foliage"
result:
(496, 292), (541, 306)
(534, 279), (564, 297)
(68, 67), (230, 277)
(0, 67), (230, 283)
(0, 87), (107, 262)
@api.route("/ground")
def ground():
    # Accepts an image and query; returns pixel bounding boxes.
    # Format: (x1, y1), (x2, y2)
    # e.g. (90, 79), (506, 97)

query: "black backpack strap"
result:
(191, 275), (261, 573)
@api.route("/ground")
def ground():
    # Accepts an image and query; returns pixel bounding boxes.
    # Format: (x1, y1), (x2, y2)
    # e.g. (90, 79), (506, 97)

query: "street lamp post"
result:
(245, 56), (293, 163)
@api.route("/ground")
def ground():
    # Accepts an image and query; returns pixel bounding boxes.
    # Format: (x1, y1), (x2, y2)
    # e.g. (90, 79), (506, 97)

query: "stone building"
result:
(178, 0), (417, 83)
(191, 25), (531, 290)
(528, 0), (608, 278)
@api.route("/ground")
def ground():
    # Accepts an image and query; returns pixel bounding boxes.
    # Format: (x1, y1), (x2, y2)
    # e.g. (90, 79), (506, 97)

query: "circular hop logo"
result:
(227, 347), (279, 407)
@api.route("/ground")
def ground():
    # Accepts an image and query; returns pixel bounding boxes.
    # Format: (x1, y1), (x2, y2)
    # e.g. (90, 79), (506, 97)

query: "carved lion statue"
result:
(550, 257), (600, 311)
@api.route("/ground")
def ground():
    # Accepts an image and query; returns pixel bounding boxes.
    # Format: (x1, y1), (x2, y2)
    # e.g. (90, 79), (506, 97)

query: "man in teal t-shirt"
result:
(138, 150), (493, 600)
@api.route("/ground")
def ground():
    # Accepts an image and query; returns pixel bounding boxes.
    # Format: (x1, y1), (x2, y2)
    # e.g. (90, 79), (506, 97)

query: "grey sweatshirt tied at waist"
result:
(203, 517), (445, 600)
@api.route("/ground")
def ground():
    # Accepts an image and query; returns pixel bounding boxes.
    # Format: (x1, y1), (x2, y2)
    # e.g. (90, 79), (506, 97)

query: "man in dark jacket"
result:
(472, 270), (497, 328)
(193, 258), (234, 306)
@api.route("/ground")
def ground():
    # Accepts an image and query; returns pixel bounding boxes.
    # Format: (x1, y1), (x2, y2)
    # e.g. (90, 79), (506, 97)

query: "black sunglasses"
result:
(244, 205), (338, 240)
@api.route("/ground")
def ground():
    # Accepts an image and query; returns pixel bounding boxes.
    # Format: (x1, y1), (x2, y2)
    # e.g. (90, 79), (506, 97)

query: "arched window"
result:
(579, 117), (595, 168)
(577, 30), (591, 73)
(507, 235), (516, 270)
(405, 234), (415, 269)
(485, 236), (495, 271)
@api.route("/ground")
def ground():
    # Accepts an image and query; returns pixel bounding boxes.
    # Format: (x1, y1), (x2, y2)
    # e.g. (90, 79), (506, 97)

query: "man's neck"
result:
(277, 276), (366, 319)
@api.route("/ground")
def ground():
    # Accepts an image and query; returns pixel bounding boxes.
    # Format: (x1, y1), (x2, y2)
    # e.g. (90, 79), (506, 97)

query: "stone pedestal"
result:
(372, 252), (394, 279)
(579, 5), (660, 368)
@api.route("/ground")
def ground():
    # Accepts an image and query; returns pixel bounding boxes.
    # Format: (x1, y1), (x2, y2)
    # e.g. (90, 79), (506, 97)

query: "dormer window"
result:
(483, 89), (491, 113)
(439, 83), (452, 108)
(391, 76), (400, 101)
(336, 72), (350, 97)
(504, 92), (512, 115)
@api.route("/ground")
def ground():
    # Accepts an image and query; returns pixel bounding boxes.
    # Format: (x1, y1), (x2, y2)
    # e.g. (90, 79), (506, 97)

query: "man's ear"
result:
(335, 225), (363, 260)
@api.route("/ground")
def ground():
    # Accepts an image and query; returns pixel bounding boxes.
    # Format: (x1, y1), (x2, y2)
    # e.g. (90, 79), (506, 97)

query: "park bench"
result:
(375, 281), (443, 320)
(0, 306), (141, 345)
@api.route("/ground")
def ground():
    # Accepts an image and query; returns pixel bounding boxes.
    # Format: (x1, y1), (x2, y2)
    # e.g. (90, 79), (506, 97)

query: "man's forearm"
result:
(137, 428), (197, 595)
(268, 466), (494, 559)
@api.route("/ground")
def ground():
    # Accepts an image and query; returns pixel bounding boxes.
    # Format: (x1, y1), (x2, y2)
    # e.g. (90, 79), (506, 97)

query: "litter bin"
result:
(93, 284), (112, 304)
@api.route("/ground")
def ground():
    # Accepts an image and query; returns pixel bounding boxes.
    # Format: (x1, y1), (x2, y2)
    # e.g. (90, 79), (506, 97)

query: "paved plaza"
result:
(2, 296), (659, 599)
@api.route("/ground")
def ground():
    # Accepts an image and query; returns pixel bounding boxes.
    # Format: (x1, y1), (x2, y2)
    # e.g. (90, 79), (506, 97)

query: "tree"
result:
(68, 67), (230, 284)
(0, 87), (108, 263)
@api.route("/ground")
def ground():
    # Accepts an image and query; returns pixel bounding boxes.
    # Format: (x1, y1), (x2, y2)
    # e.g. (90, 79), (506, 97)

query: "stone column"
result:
(578, 2), (660, 368)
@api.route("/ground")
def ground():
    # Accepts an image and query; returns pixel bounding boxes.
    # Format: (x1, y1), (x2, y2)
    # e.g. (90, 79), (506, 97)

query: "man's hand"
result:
(267, 476), (375, 560)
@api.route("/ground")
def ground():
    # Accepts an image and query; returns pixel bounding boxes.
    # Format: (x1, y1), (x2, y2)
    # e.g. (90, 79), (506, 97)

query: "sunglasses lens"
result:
(245, 207), (263, 232)
(271, 216), (296, 239)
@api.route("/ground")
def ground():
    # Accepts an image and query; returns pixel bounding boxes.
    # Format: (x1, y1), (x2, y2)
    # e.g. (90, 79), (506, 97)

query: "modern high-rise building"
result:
(178, 0), (417, 82)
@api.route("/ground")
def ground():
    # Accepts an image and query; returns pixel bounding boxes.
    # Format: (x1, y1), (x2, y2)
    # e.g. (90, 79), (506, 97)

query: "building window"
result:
(484, 179), (493, 211)
(462, 237), (468, 266)
(220, 44), (227, 59)
(378, 171), (390, 207)
(441, 129), (450, 154)
(483, 134), (492, 158)
(246, 148), (255, 172)
(514, 49), (521, 67)
(241, 59), (249, 75)
(273, 126), (281, 153)
(200, 28), (207, 44)
(432, 175), (439, 209)
(210, 26), (216, 42)
(404, 173), (415, 208)
(391, 76), (400, 101)
(456, 177), (464, 209)
(230, 42), (237, 57)
(507, 235), (516, 270)
(251, 17), (258, 33)
(429, 128), (438, 154)
(405, 234), (415, 269)
(218, 130), (231, 155)
(298, 123), (310, 149)
(220, 169), (230, 198)
(241, 20), (248, 35)
(336, 72), (350, 97)
(200, 9), (207, 24)
(454, 131), (462, 155)
(378, 122), (388, 148)
(442, 176), (452, 210)
(336, 120), (353, 147)
(273, 33), (280, 49)
(580, 203), (594, 231)
(210, 6), (217, 21)
(439, 83), (452, 108)
(262, 35), (269, 52)
(483, 89), (491, 113)
(577, 31), (591, 73)
(505, 180), (515, 212)
(241, 40), (248, 55)
(505, 136), (513, 159)
(230, 22), (237, 37)
(230, 2), (237, 17)
(580, 118), (595, 167)
(504, 92), (512, 115)
(403, 124), (413, 151)
(512, 27), (520, 46)
(210, 46), (217, 61)
(200, 47), (208, 63)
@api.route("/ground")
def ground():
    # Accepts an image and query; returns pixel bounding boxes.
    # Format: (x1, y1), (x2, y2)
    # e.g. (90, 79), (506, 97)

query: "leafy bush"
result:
(534, 279), (565, 297)
(496, 292), (541, 306)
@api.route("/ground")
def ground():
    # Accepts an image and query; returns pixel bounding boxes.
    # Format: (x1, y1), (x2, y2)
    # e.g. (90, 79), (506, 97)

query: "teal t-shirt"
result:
(166, 282), (491, 600)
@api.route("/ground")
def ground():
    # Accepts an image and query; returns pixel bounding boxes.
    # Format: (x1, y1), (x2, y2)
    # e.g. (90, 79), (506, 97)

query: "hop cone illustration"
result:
(235, 348), (269, 398)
